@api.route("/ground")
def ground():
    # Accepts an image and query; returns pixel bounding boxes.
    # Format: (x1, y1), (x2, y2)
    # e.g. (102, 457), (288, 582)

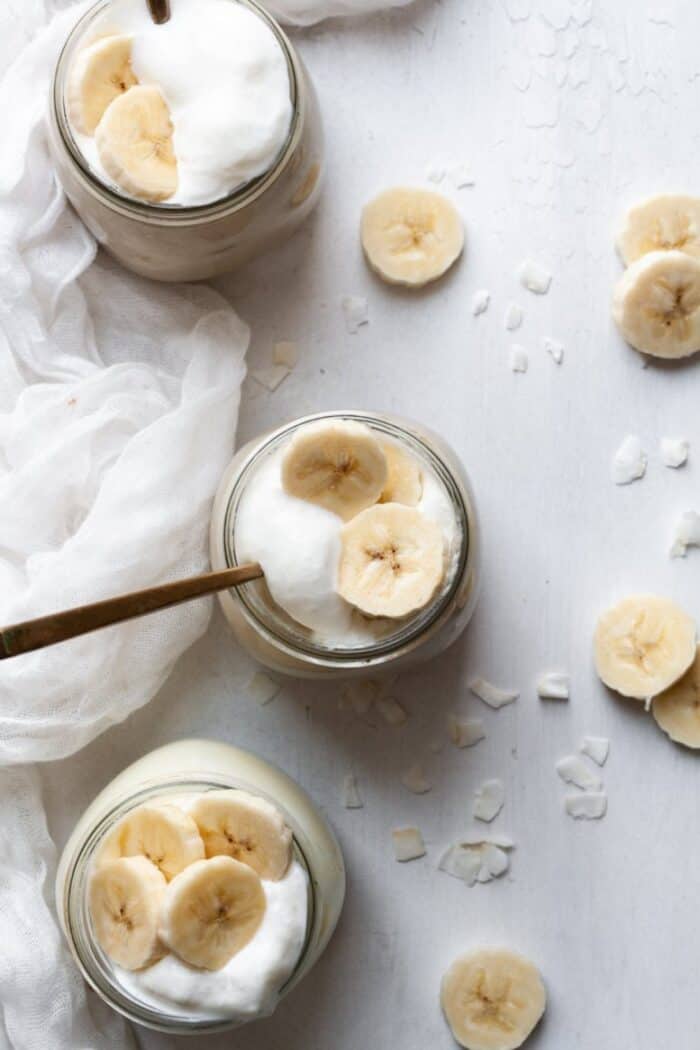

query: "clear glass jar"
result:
(210, 411), (481, 679)
(55, 739), (345, 1035)
(47, 0), (324, 281)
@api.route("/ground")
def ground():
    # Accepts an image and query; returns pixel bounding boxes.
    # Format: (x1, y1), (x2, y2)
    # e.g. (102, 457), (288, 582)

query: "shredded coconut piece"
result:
(342, 774), (363, 809)
(273, 341), (299, 369)
(247, 672), (280, 706)
(341, 679), (380, 721)
(449, 162), (475, 188)
(580, 736), (610, 766)
(401, 761), (432, 795)
(439, 837), (513, 886)
(426, 162), (446, 183)
(342, 296), (369, 334)
(611, 435), (647, 485)
(473, 779), (505, 822)
(537, 671), (570, 700)
(250, 365), (290, 391)
(661, 437), (689, 468)
(504, 303), (523, 330)
(472, 289), (490, 316)
(469, 677), (519, 709)
(392, 826), (426, 862)
(565, 793), (607, 820)
(670, 511), (700, 558)
(510, 345), (529, 373)
(447, 714), (486, 749)
(556, 755), (602, 792)
(544, 337), (564, 364)
(376, 696), (407, 727)
(519, 259), (552, 294)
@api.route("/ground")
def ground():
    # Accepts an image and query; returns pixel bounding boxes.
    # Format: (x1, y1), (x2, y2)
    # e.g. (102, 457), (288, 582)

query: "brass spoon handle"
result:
(0, 563), (263, 659)
(146, 0), (170, 24)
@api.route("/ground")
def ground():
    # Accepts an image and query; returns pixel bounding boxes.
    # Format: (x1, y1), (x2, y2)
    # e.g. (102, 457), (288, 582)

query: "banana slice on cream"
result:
(95, 84), (178, 202)
(88, 856), (167, 971)
(94, 801), (205, 881)
(189, 789), (292, 881)
(67, 34), (137, 135)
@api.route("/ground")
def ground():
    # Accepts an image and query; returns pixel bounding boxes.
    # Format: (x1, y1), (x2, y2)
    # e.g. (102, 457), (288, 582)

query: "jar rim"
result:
(51, 0), (303, 222)
(61, 773), (317, 1034)
(219, 411), (472, 670)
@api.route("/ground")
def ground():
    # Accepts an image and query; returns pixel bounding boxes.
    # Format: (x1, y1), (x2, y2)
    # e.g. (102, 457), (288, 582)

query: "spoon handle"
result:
(146, 0), (170, 24)
(0, 563), (263, 659)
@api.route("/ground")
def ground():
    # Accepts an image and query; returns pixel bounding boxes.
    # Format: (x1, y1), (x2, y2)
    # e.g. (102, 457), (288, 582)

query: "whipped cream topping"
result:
(70, 0), (293, 205)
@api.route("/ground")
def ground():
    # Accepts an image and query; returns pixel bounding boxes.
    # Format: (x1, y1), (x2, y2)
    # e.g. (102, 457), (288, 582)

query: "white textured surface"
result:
(41, 1), (700, 1047)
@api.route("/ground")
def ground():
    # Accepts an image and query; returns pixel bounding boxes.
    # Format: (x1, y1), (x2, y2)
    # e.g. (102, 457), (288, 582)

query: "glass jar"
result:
(55, 739), (345, 1035)
(47, 0), (324, 281)
(210, 411), (481, 679)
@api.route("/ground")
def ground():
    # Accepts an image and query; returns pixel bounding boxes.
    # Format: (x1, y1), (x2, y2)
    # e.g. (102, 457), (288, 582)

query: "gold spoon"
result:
(0, 563), (263, 659)
(146, 0), (170, 24)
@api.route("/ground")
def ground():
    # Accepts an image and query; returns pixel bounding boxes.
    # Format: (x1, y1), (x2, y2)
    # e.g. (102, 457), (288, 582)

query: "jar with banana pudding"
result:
(48, 0), (323, 281)
(210, 411), (480, 678)
(55, 739), (345, 1034)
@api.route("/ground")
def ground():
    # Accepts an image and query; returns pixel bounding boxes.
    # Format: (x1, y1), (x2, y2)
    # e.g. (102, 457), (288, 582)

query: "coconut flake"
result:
(544, 337), (564, 364)
(392, 826), (426, 862)
(661, 437), (689, 468)
(449, 162), (475, 188)
(447, 714), (486, 748)
(536, 671), (570, 700)
(580, 736), (610, 766)
(611, 435), (647, 485)
(504, 303), (523, 330)
(472, 289), (491, 316)
(670, 511), (700, 558)
(510, 345), (529, 373)
(342, 774), (363, 809)
(247, 672), (281, 706)
(565, 793), (607, 820)
(273, 341), (299, 369)
(401, 761), (432, 794)
(438, 837), (513, 886)
(469, 677), (519, 709)
(250, 365), (290, 392)
(376, 696), (408, 727)
(556, 755), (602, 791)
(341, 679), (380, 718)
(426, 162), (446, 183)
(473, 779), (505, 822)
(519, 259), (552, 294)
(342, 296), (369, 334)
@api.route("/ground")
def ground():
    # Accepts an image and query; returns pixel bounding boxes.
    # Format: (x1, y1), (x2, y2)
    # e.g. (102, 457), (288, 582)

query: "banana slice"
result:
(652, 644), (700, 747)
(379, 442), (423, 506)
(594, 595), (696, 701)
(617, 194), (700, 264)
(95, 801), (205, 881)
(95, 85), (178, 203)
(361, 187), (464, 287)
(281, 420), (388, 520)
(159, 856), (266, 971)
(67, 35), (137, 135)
(440, 948), (546, 1050)
(612, 250), (700, 359)
(189, 789), (292, 881)
(88, 856), (167, 971)
(337, 503), (445, 618)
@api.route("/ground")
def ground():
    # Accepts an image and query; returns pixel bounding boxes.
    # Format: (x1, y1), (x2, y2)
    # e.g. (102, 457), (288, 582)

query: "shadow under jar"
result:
(210, 411), (481, 679)
(55, 739), (345, 1035)
(48, 0), (324, 281)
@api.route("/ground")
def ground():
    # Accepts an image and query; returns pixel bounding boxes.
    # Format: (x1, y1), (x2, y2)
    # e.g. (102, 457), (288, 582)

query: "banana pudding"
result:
(55, 739), (345, 1033)
(48, 0), (324, 279)
(210, 412), (481, 677)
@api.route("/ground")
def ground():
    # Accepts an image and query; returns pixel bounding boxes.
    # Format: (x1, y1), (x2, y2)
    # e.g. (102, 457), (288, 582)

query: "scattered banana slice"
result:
(594, 594), (696, 701)
(67, 34), (137, 135)
(95, 84), (178, 203)
(361, 187), (464, 287)
(159, 856), (266, 970)
(440, 948), (546, 1050)
(337, 503), (445, 618)
(616, 194), (700, 264)
(88, 856), (166, 971)
(612, 250), (700, 359)
(189, 789), (292, 881)
(95, 801), (205, 881)
(379, 442), (423, 506)
(281, 420), (387, 521)
(652, 644), (700, 747)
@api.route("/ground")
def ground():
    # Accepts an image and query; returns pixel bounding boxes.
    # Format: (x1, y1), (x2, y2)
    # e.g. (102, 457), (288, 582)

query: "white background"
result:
(43, 0), (700, 1047)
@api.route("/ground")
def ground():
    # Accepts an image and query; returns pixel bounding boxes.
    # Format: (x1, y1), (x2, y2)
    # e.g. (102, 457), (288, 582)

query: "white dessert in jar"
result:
(64, 0), (294, 206)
